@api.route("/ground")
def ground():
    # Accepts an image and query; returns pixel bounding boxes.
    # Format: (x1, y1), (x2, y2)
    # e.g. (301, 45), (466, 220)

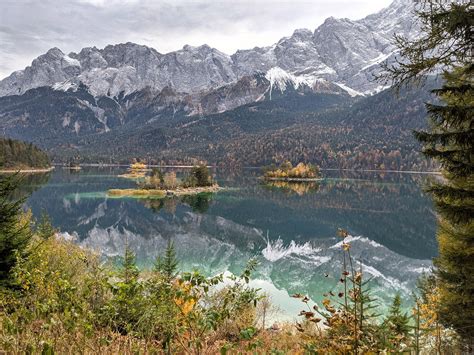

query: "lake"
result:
(21, 167), (436, 320)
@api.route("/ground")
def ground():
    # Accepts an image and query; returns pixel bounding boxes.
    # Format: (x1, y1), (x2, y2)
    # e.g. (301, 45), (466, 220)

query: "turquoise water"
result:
(22, 167), (436, 319)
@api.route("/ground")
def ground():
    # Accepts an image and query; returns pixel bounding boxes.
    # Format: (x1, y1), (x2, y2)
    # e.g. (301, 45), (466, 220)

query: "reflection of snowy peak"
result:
(0, 0), (417, 99)
(68, 196), (430, 307)
(67, 198), (265, 272)
(262, 235), (431, 305)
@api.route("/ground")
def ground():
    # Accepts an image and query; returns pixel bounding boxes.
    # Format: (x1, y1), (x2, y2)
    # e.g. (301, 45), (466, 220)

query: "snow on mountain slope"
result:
(334, 82), (364, 97)
(0, 0), (417, 99)
(265, 67), (308, 93)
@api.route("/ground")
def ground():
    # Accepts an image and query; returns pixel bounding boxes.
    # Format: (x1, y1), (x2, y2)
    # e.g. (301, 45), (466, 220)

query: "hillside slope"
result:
(47, 80), (436, 171)
(0, 138), (50, 169)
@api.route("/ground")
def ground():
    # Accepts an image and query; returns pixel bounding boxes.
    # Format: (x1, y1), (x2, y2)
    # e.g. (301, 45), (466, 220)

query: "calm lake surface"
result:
(22, 167), (436, 319)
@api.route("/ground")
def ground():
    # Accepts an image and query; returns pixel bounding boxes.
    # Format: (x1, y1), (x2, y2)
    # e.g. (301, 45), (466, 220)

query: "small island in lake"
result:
(0, 138), (52, 173)
(263, 161), (321, 181)
(109, 164), (221, 198)
(118, 161), (151, 179)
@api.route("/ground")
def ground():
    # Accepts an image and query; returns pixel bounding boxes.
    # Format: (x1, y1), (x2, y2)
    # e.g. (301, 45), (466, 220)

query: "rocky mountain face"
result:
(0, 71), (350, 145)
(0, 0), (417, 100)
(0, 44), (236, 98)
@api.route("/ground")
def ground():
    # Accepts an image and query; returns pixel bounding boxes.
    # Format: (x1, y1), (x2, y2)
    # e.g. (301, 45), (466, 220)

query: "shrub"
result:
(2, 235), (109, 353)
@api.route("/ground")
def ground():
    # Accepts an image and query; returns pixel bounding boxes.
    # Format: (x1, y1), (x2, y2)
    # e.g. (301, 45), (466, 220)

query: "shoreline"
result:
(55, 163), (217, 169)
(0, 166), (54, 173)
(319, 168), (442, 175)
(52, 163), (441, 175)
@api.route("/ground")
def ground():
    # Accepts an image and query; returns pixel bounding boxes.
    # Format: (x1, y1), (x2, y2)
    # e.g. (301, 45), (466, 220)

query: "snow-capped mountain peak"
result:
(0, 0), (417, 99)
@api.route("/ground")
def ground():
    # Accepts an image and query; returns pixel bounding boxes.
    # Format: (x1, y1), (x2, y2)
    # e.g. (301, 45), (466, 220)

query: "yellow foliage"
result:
(266, 180), (320, 195)
(130, 162), (147, 170)
(174, 280), (196, 315)
(264, 162), (320, 179)
(118, 171), (146, 179)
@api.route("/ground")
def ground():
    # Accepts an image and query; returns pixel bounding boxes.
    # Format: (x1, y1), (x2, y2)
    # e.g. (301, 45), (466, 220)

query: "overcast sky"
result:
(0, 0), (393, 79)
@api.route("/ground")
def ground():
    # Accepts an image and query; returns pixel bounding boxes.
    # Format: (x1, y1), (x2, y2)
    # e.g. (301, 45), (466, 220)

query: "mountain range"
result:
(0, 0), (416, 98)
(0, 0), (433, 170)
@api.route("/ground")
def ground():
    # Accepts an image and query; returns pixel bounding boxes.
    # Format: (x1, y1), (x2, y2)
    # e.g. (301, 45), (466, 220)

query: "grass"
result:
(107, 188), (166, 199)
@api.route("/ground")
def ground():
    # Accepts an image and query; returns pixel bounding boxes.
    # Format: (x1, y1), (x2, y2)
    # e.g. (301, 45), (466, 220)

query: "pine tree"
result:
(153, 240), (179, 354)
(380, 1), (473, 345)
(380, 2), (472, 88)
(107, 246), (143, 335)
(383, 293), (411, 349)
(0, 174), (31, 287)
(417, 66), (474, 341)
(190, 164), (212, 187)
(36, 212), (56, 240)
(151, 167), (164, 187)
(155, 239), (178, 282)
(349, 270), (381, 352)
(121, 246), (140, 284)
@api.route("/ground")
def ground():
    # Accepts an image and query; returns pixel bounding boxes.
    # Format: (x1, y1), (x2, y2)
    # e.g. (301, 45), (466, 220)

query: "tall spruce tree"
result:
(0, 174), (31, 287)
(383, 293), (411, 349)
(381, 1), (473, 345)
(154, 240), (179, 354)
(419, 66), (474, 341)
(155, 240), (178, 282)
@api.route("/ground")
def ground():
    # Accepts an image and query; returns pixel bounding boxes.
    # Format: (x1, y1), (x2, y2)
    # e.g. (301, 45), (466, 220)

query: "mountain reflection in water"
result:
(21, 167), (436, 318)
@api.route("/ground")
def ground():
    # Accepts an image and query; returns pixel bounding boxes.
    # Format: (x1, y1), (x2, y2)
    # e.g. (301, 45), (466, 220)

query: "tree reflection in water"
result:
(7, 172), (52, 201)
(263, 180), (320, 196)
(142, 193), (214, 214)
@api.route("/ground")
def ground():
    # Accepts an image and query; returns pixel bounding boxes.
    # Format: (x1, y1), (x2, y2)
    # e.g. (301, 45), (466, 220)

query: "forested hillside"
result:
(54, 79), (437, 171)
(0, 72), (438, 171)
(0, 138), (50, 169)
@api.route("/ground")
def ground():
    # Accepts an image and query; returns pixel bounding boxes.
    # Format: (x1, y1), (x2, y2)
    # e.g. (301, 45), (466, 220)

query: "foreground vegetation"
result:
(0, 138), (50, 170)
(0, 174), (469, 353)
